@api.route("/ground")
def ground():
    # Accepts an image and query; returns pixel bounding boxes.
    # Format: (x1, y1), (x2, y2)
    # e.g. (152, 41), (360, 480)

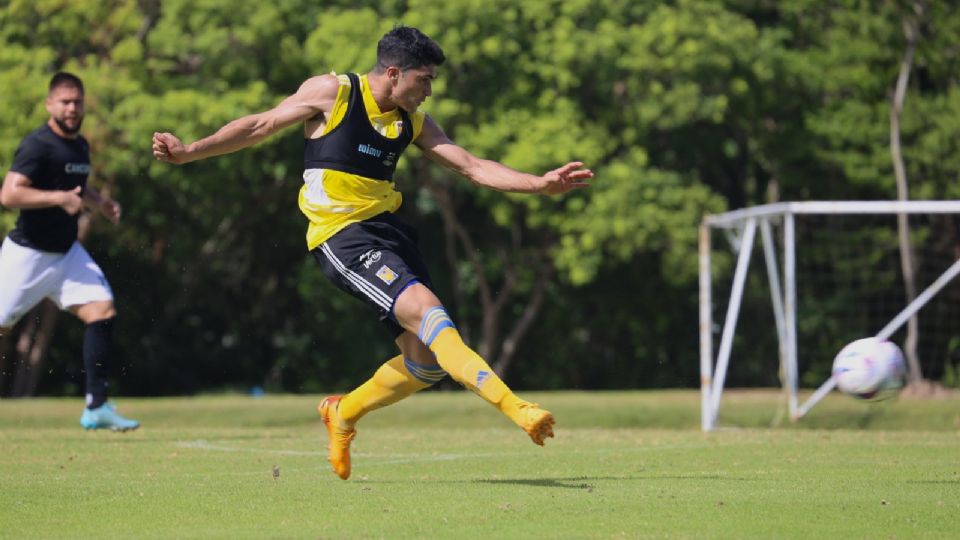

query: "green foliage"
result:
(2, 0), (959, 393)
(943, 337), (960, 389)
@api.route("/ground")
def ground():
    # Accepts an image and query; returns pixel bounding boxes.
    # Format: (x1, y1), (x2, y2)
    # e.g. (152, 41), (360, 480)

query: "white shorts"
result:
(0, 237), (113, 328)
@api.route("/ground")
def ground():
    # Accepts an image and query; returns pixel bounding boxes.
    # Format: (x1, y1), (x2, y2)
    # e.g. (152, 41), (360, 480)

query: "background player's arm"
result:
(415, 115), (592, 195)
(152, 74), (340, 165)
(0, 170), (83, 214)
(81, 183), (121, 225)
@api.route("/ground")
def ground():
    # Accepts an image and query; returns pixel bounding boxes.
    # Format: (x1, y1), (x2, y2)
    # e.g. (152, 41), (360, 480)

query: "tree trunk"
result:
(492, 266), (551, 378)
(9, 300), (60, 397)
(889, 1), (924, 382)
(0, 328), (14, 394)
(422, 172), (549, 379)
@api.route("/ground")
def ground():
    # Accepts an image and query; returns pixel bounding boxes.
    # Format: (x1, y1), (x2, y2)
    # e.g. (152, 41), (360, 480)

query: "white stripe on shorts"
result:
(319, 243), (393, 311)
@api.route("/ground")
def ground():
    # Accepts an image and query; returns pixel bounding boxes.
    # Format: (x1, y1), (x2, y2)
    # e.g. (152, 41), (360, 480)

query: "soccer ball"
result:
(832, 337), (907, 400)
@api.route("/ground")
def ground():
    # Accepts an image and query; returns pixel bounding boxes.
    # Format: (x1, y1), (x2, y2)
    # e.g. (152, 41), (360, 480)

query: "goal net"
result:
(699, 201), (960, 431)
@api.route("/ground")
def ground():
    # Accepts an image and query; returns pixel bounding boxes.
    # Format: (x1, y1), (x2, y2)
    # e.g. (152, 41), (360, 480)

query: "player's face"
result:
(394, 65), (436, 113)
(46, 84), (85, 135)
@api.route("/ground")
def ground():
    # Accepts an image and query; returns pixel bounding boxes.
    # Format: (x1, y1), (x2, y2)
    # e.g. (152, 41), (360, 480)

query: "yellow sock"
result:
(426, 325), (525, 424)
(337, 355), (444, 426)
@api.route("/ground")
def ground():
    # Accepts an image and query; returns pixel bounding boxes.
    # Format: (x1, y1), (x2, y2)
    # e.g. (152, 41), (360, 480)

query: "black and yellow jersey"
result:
(298, 73), (426, 249)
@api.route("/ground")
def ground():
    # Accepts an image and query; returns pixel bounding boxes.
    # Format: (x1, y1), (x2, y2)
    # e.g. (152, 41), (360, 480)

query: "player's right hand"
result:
(152, 132), (188, 164)
(536, 161), (593, 195)
(60, 186), (83, 215)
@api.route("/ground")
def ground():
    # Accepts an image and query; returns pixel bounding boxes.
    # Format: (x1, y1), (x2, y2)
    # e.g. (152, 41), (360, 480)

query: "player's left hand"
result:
(152, 132), (189, 164)
(100, 198), (121, 225)
(537, 162), (593, 195)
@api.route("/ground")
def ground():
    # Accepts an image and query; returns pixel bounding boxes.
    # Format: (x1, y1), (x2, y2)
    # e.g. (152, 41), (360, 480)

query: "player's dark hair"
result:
(49, 72), (84, 95)
(375, 26), (445, 72)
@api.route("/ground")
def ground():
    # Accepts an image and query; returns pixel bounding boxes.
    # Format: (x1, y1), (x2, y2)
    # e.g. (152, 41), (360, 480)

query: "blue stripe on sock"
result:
(418, 306), (456, 347)
(404, 358), (446, 384)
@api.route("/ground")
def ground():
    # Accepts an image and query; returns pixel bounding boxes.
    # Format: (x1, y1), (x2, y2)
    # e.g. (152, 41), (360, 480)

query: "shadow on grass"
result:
(905, 479), (960, 484)
(474, 474), (756, 489)
(367, 474), (756, 489)
(475, 477), (606, 490)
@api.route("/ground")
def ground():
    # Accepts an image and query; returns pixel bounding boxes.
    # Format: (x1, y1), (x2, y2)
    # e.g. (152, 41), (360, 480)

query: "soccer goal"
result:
(699, 201), (960, 431)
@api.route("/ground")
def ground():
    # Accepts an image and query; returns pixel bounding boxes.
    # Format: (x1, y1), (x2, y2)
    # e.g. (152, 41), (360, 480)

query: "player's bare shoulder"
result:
(299, 74), (342, 137)
(298, 74), (342, 112)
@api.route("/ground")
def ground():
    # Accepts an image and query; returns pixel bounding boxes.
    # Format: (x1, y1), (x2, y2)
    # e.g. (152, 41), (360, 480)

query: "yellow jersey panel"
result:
(299, 73), (425, 249)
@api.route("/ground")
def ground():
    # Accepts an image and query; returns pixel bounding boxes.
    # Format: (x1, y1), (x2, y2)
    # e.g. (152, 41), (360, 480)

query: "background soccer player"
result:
(152, 26), (592, 479)
(0, 72), (138, 431)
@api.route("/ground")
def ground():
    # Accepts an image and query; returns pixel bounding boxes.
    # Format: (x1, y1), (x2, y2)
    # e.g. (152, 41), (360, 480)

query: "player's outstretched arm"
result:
(415, 115), (593, 195)
(152, 74), (340, 165)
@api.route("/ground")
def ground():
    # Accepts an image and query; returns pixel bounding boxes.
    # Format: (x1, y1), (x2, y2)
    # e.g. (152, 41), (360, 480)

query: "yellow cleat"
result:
(318, 395), (356, 480)
(515, 402), (555, 446)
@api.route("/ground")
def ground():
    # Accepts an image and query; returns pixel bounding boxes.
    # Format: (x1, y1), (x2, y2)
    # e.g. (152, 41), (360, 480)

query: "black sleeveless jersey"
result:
(303, 73), (413, 181)
(7, 123), (91, 253)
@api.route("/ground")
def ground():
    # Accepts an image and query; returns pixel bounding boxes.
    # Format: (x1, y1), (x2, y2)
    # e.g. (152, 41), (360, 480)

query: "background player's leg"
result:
(72, 301), (138, 431)
(73, 301), (116, 410)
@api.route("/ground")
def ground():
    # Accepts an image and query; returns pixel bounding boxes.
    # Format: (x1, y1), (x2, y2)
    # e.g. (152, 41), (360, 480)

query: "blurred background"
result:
(1, 0), (958, 398)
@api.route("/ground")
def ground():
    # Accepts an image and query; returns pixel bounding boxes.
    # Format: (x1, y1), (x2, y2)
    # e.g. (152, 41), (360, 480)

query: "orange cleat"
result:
(318, 395), (356, 480)
(515, 402), (555, 446)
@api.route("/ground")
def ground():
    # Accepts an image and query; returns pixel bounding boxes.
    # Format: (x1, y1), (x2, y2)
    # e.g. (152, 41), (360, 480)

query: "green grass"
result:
(1, 390), (958, 539)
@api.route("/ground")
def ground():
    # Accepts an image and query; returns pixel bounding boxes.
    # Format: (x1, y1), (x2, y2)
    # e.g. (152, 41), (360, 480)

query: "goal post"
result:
(699, 201), (960, 432)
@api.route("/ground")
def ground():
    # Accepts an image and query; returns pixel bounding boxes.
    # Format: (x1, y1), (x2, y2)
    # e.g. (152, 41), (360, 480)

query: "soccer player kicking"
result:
(152, 26), (591, 479)
(0, 72), (139, 431)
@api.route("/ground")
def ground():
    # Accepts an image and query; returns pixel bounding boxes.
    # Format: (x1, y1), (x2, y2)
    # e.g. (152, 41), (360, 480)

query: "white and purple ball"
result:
(832, 337), (907, 400)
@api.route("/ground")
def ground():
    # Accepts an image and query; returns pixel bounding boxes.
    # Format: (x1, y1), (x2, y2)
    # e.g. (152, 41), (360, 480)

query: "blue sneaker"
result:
(80, 403), (140, 432)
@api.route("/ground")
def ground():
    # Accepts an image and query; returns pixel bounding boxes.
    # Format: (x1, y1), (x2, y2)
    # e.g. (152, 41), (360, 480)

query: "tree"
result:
(889, 0), (925, 382)
(2, 0), (958, 394)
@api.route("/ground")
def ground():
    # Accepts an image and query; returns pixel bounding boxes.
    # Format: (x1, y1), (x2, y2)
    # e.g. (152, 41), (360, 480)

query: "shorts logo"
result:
(359, 249), (382, 269)
(476, 370), (490, 389)
(375, 265), (398, 285)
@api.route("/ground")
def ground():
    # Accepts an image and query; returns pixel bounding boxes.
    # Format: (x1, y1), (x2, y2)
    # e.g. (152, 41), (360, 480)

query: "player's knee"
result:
(74, 301), (116, 324)
(98, 305), (117, 320)
(393, 283), (442, 329)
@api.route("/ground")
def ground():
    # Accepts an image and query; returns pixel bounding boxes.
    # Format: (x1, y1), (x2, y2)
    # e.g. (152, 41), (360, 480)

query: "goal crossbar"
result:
(699, 200), (960, 431)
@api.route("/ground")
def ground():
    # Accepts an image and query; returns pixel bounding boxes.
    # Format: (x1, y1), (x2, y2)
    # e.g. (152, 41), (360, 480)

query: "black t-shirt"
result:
(7, 123), (91, 253)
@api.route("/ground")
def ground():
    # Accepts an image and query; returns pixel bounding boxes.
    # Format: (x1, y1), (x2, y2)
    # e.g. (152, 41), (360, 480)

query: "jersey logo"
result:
(357, 143), (383, 158)
(382, 152), (397, 167)
(65, 163), (91, 174)
(375, 264), (398, 285)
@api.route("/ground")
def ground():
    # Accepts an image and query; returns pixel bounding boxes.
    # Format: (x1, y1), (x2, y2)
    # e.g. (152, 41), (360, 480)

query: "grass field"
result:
(1, 390), (958, 539)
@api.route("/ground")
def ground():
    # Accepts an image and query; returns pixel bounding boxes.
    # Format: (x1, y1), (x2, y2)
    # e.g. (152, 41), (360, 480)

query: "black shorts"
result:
(311, 213), (433, 338)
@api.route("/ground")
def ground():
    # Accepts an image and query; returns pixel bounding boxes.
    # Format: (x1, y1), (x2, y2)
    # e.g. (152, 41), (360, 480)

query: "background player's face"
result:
(46, 84), (85, 135)
(394, 65), (436, 113)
